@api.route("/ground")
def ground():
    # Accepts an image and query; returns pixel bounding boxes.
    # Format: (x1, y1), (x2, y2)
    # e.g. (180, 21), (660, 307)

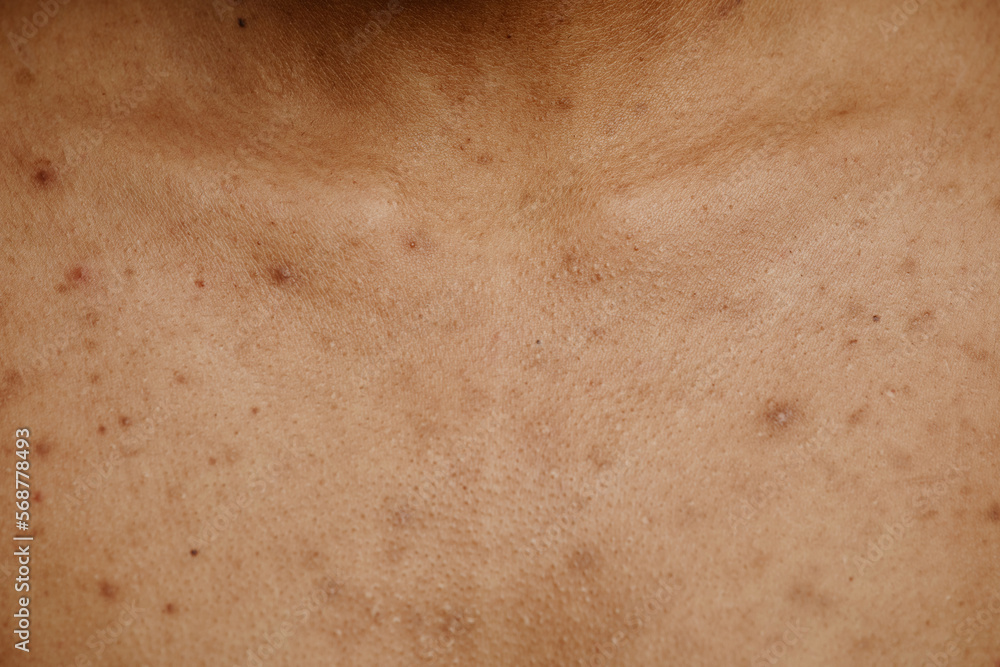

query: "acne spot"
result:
(118, 415), (132, 428)
(32, 491), (42, 503)
(0, 369), (25, 407)
(208, 457), (217, 465)
(164, 602), (178, 614)
(34, 441), (52, 458)
(762, 399), (798, 432)
(906, 310), (935, 334)
(98, 580), (119, 600)
(269, 264), (296, 286)
(785, 580), (831, 610)
(987, 502), (1000, 524)
(568, 548), (598, 572)
(33, 160), (56, 188)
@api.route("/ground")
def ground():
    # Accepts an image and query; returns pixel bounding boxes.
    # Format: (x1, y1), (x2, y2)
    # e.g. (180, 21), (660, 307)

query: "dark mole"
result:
(98, 580), (118, 600)
(536, 340), (541, 345)
(872, 315), (880, 322)
(164, 602), (178, 614)
(97, 424), (107, 435)
(988, 502), (1000, 523)
(190, 549), (199, 556)
(238, 17), (247, 27)
(119, 415), (132, 428)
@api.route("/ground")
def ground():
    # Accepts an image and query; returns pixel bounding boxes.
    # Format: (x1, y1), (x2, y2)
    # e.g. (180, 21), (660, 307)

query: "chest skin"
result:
(1, 2), (1000, 666)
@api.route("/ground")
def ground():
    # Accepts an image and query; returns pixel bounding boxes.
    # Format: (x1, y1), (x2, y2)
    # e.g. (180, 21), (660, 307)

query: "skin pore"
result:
(1, 0), (999, 665)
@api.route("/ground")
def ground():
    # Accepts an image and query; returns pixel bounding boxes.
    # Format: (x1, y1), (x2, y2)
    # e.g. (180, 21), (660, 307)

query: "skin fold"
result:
(0, 0), (998, 665)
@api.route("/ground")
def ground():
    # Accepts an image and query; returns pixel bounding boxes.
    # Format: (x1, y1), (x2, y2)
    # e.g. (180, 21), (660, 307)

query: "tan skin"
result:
(1, 0), (999, 665)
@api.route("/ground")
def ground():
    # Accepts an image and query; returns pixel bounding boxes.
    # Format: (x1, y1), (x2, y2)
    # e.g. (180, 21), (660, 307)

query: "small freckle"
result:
(97, 425), (107, 435)
(119, 415), (132, 428)
(251, 406), (260, 415)
(208, 457), (217, 465)
(164, 603), (177, 614)
(195, 279), (205, 288)
(32, 491), (42, 502)
(34, 441), (51, 458)
(89, 373), (101, 385)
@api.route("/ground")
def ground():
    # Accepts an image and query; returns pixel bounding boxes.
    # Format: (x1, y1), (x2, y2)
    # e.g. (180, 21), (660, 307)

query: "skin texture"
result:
(1, 0), (999, 665)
